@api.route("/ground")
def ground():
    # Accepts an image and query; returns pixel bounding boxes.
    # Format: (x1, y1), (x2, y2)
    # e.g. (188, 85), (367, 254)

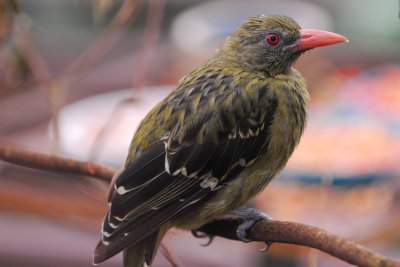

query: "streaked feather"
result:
(94, 77), (278, 263)
(94, 15), (310, 266)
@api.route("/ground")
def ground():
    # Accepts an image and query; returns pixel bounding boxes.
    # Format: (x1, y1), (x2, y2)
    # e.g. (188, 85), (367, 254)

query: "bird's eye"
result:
(266, 33), (279, 45)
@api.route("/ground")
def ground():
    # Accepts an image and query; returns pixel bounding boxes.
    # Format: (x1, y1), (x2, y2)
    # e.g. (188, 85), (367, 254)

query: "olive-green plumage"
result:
(94, 15), (311, 267)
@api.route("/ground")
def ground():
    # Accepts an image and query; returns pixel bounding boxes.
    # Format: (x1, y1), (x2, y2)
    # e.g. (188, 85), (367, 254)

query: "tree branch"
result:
(0, 144), (114, 182)
(0, 144), (399, 267)
(196, 218), (400, 267)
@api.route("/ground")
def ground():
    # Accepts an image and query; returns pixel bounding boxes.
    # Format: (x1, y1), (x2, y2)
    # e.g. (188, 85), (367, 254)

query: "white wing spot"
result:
(102, 240), (110, 246)
(187, 198), (201, 205)
(239, 158), (246, 167)
(165, 154), (171, 174)
(200, 177), (219, 191)
(188, 171), (198, 178)
(114, 215), (124, 222)
(109, 222), (119, 229)
(116, 186), (129, 195)
(172, 168), (182, 176)
(181, 167), (188, 176)
(248, 118), (258, 126)
(102, 231), (112, 238)
(248, 129), (254, 137)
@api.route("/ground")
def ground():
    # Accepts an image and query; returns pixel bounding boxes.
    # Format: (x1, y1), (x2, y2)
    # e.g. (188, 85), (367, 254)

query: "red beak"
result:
(292, 29), (348, 51)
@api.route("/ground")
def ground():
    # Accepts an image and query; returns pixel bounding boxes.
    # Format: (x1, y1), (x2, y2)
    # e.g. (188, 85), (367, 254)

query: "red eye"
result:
(266, 33), (279, 45)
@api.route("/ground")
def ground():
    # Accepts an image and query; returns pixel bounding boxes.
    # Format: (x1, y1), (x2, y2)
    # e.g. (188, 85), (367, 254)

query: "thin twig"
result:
(0, 144), (114, 182)
(86, 0), (166, 159)
(88, 97), (136, 161)
(14, 17), (52, 87)
(14, 0), (141, 152)
(132, 0), (165, 88)
(14, 17), (64, 152)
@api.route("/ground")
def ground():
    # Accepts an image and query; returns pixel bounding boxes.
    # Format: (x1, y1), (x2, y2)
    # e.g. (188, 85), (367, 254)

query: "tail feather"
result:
(123, 228), (167, 267)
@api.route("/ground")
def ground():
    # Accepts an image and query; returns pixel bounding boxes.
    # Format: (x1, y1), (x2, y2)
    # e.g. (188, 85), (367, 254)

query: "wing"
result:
(94, 75), (278, 263)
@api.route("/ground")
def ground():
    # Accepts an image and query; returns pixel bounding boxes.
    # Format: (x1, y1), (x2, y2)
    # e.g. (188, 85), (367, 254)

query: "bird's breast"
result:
(192, 79), (309, 224)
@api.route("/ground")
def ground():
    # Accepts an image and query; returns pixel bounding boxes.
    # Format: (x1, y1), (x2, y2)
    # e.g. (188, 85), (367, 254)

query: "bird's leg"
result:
(191, 229), (215, 246)
(227, 207), (272, 243)
(191, 207), (272, 250)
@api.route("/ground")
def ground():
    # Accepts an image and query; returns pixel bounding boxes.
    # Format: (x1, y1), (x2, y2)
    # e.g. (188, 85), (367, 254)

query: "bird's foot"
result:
(228, 207), (272, 250)
(191, 207), (272, 250)
(191, 229), (215, 247)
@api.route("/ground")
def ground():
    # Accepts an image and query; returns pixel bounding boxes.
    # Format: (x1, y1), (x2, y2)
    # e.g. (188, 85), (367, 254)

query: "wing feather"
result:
(94, 77), (278, 263)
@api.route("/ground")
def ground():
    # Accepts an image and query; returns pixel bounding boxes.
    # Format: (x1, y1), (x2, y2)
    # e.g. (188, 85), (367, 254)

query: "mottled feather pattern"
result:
(95, 66), (307, 263)
(96, 68), (285, 261)
(94, 15), (311, 265)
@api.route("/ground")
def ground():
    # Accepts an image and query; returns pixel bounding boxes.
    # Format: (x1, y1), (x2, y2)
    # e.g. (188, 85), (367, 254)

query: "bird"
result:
(93, 15), (347, 267)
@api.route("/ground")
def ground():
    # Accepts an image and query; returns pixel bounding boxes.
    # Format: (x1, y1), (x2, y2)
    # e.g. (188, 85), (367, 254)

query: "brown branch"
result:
(196, 218), (400, 267)
(0, 144), (399, 267)
(0, 144), (114, 182)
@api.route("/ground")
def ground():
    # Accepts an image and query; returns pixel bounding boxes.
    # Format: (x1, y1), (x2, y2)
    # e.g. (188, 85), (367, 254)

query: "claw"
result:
(191, 229), (206, 238)
(200, 235), (215, 247)
(191, 229), (215, 246)
(258, 241), (272, 252)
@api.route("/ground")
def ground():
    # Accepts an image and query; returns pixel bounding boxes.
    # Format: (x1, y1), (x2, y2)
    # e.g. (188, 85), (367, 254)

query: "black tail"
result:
(122, 229), (166, 267)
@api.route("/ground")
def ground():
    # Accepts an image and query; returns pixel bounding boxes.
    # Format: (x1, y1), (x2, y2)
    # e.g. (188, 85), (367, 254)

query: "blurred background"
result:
(0, 0), (399, 266)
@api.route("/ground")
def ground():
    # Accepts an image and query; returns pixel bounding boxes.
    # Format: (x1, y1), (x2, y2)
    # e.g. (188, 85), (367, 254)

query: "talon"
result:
(200, 235), (215, 247)
(191, 229), (215, 246)
(258, 241), (272, 252)
(191, 229), (206, 238)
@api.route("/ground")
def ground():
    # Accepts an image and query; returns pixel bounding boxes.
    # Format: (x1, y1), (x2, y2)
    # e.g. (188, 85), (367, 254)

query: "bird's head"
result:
(216, 15), (348, 76)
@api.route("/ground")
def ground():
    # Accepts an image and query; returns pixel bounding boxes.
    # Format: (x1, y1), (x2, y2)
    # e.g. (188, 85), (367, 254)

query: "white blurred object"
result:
(171, 0), (333, 54)
(51, 87), (172, 167)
